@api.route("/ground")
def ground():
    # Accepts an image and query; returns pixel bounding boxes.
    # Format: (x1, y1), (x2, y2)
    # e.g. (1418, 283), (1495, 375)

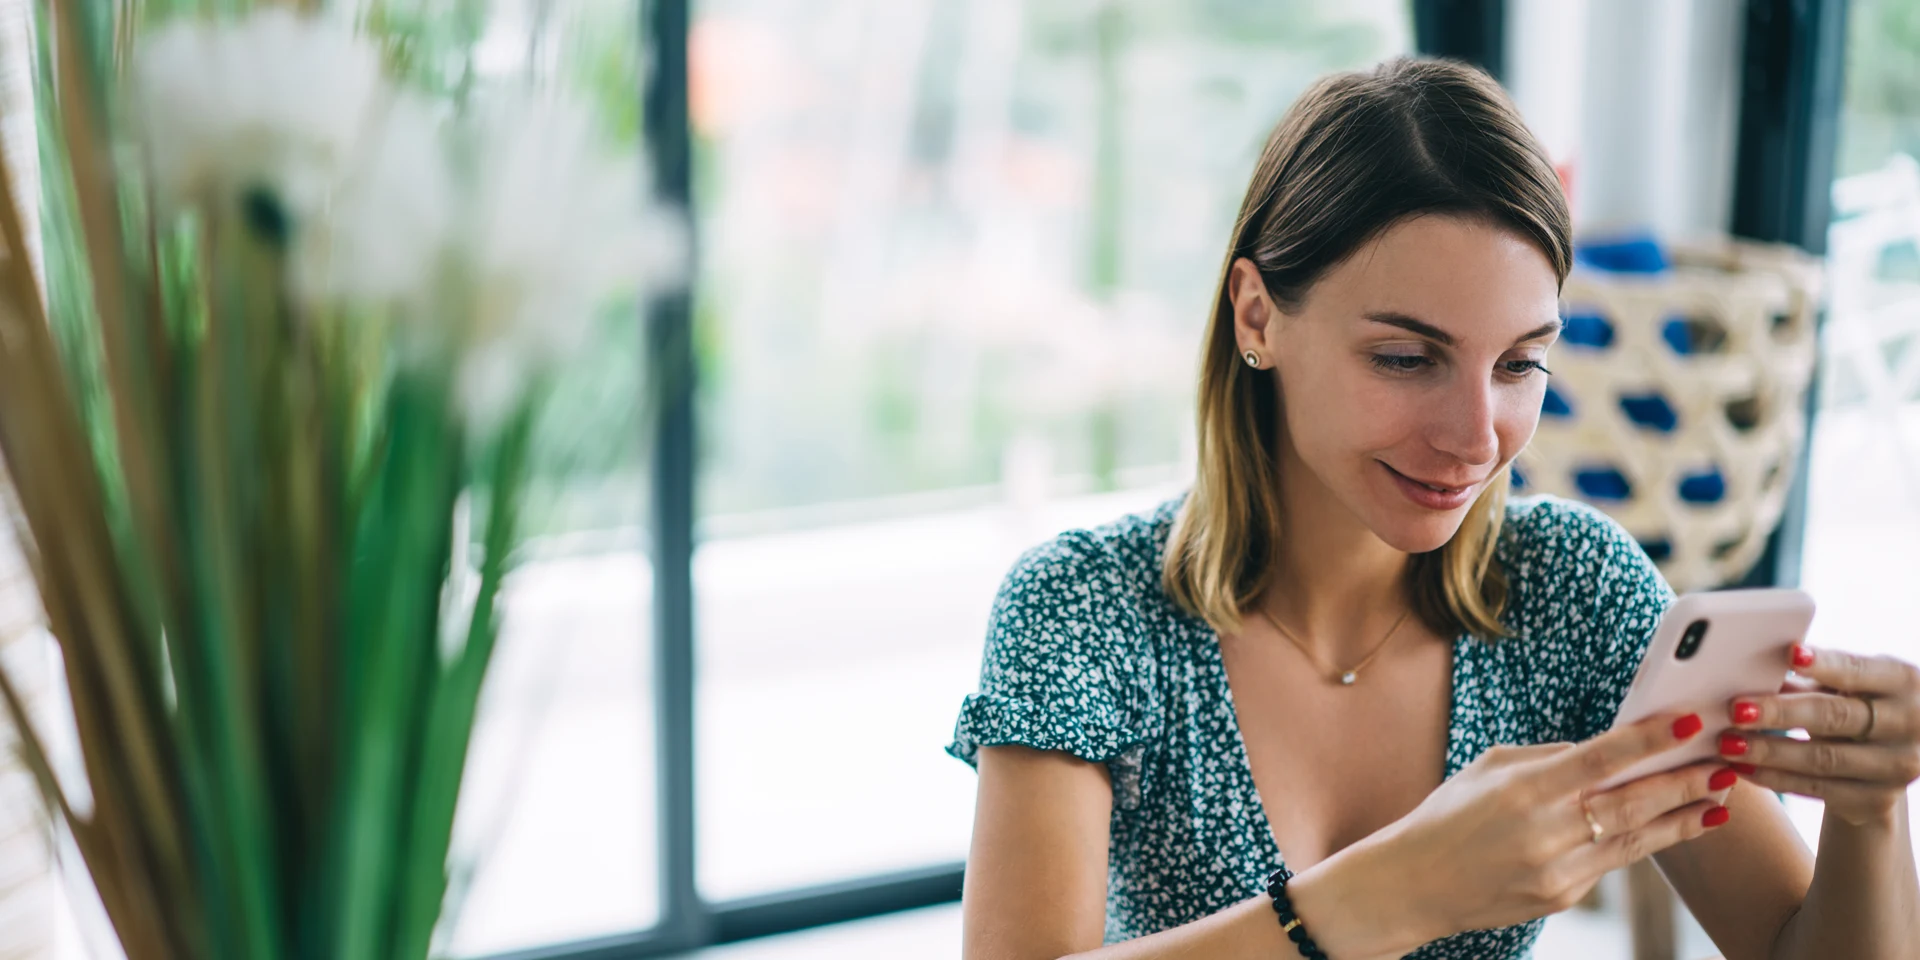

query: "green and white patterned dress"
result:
(949, 494), (1674, 958)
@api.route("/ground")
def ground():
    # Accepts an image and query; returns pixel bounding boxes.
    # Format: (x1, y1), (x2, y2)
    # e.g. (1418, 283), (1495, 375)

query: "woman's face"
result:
(1232, 214), (1562, 554)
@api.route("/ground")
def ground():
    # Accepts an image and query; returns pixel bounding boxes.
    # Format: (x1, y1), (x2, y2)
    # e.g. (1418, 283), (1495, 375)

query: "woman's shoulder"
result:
(984, 495), (1189, 666)
(955, 497), (1180, 792)
(1497, 493), (1673, 635)
(1497, 496), (1676, 739)
(1002, 494), (1184, 596)
(1501, 493), (1645, 575)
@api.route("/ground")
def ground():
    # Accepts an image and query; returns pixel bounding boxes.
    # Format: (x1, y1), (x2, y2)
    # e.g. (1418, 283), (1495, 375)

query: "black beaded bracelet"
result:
(1266, 867), (1329, 960)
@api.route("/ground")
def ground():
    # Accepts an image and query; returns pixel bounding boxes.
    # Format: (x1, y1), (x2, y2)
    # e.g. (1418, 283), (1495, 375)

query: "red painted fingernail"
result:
(1791, 644), (1815, 668)
(1733, 701), (1761, 724)
(1672, 714), (1704, 740)
(1703, 805), (1731, 828)
(1709, 768), (1739, 791)
(1719, 731), (1749, 756)
(1731, 762), (1757, 775)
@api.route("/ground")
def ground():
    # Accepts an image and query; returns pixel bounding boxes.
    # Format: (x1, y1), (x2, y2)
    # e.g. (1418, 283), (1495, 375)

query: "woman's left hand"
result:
(1722, 643), (1920, 827)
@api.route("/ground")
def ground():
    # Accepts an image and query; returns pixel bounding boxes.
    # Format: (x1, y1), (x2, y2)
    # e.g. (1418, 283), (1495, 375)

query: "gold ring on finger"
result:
(1855, 697), (1878, 742)
(1580, 796), (1604, 844)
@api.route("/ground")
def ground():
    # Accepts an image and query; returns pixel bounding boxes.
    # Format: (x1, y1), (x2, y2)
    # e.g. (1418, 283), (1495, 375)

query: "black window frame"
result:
(1731, 0), (1852, 590)
(489, 0), (1848, 955)
(1413, 0), (1506, 82)
(490, 2), (967, 957)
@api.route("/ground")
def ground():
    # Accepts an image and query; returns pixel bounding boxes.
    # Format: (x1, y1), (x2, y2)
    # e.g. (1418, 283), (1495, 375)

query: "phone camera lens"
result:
(1676, 619), (1709, 661)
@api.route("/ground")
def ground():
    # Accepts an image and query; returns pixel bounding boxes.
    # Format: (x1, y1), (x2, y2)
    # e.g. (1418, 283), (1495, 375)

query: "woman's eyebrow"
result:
(1364, 311), (1455, 345)
(1364, 311), (1564, 348)
(1512, 319), (1564, 345)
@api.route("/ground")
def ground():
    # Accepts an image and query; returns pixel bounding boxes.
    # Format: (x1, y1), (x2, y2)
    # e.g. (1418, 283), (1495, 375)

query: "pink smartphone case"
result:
(1595, 588), (1816, 793)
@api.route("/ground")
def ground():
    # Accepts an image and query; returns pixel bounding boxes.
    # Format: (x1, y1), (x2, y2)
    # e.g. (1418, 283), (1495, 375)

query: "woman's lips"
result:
(1380, 461), (1478, 511)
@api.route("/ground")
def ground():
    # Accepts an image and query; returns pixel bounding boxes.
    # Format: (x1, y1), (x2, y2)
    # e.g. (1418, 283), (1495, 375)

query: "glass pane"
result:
(450, 551), (655, 955)
(1798, 0), (1920, 853)
(691, 0), (1413, 899)
(443, 0), (658, 953)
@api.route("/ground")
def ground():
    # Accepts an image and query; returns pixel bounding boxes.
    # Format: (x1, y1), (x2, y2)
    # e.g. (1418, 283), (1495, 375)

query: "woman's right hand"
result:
(1303, 712), (1736, 951)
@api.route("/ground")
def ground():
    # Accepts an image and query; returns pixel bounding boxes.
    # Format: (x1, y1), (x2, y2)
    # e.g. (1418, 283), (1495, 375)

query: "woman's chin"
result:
(1345, 474), (1478, 553)
(1368, 504), (1473, 554)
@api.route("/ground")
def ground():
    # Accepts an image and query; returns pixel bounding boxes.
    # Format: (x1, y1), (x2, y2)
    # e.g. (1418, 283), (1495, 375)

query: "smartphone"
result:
(1595, 588), (1816, 792)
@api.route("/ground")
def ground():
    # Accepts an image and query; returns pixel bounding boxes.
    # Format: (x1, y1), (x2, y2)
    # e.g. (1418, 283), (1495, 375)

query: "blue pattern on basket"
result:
(1542, 385), (1574, 418)
(1561, 310), (1615, 349)
(1574, 467), (1634, 501)
(1661, 316), (1696, 354)
(1574, 235), (1671, 274)
(1618, 393), (1678, 432)
(1678, 469), (1727, 504)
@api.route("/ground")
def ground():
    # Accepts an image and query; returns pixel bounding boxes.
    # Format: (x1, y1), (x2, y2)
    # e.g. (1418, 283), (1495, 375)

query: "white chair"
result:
(1822, 153), (1920, 494)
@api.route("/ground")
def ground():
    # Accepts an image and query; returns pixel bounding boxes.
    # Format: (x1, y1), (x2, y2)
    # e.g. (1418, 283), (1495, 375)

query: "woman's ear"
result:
(1229, 258), (1279, 361)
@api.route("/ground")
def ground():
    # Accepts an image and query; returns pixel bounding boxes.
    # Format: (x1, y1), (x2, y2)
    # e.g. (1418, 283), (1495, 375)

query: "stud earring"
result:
(1243, 350), (1261, 368)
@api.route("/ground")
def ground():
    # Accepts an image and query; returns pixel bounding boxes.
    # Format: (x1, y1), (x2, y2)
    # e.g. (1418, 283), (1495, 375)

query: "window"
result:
(1796, 0), (1920, 854)
(688, 0), (1413, 901)
(444, 1), (659, 955)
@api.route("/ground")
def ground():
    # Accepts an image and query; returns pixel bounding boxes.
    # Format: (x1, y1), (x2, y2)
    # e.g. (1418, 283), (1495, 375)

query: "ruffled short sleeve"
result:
(947, 530), (1157, 809)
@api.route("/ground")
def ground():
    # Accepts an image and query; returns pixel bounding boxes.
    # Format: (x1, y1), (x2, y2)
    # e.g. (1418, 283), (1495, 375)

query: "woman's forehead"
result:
(1314, 216), (1562, 342)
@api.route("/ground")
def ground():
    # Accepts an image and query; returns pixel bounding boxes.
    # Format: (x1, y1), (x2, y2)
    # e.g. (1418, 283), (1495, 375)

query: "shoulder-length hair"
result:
(1162, 57), (1572, 640)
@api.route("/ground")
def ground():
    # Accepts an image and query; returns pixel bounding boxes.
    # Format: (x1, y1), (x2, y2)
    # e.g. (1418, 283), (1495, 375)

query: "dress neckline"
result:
(1208, 628), (1474, 876)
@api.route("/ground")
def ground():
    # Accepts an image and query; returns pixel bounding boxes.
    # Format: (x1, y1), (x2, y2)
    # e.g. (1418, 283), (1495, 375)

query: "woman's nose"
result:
(1428, 377), (1501, 466)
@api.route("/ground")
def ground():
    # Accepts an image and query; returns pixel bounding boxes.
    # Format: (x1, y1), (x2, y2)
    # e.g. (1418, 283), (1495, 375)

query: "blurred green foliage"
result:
(1841, 0), (1920, 176)
(693, 0), (1406, 519)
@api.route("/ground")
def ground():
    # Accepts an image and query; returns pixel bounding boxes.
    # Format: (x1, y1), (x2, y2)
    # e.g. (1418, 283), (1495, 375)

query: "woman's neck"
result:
(1259, 445), (1413, 660)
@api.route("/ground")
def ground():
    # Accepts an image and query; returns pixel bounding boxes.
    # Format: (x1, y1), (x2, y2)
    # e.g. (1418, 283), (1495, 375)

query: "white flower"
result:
(133, 10), (455, 310)
(132, 9), (384, 219)
(131, 13), (686, 431)
(290, 93), (453, 307)
(453, 337), (528, 435)
(452, 95), (686, 428)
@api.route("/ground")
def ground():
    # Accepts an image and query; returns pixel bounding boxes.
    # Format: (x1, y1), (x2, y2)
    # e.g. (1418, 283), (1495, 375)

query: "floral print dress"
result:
(948, 494), (1673, 958)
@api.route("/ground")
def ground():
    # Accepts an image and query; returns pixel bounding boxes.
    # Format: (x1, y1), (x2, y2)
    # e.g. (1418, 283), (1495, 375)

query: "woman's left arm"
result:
(1661, 643), (1920, 960)
(1728, 645), (1920, 960)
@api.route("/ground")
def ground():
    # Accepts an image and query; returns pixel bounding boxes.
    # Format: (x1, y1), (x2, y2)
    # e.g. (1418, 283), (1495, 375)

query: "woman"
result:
(948, 58), (1920, 960)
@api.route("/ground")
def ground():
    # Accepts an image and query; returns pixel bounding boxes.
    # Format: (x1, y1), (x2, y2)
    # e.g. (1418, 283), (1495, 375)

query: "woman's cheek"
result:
(1288, 361), (1384, 444)
(1497, 386), (1546, 455)
(1361, 376), (1444, 442)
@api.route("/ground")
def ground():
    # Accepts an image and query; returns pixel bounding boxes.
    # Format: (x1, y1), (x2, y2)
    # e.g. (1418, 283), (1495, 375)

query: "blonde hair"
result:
(1162, 58), (1571, 640)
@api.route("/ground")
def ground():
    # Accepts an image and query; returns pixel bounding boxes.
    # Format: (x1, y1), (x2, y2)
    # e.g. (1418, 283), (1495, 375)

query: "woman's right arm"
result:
(962, 745), (1113, 959)
(964, 745), (1425, 960)
(965, 713), (1732, 960)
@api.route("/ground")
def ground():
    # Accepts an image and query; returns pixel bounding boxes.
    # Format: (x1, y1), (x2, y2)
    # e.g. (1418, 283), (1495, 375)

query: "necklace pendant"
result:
(1340, 671), (1357, 686)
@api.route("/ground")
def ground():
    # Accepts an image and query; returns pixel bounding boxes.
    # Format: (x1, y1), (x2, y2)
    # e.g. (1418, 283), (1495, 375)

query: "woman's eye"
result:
(1501, 358), (1551, 378)
(1370, 354), (1430, 373)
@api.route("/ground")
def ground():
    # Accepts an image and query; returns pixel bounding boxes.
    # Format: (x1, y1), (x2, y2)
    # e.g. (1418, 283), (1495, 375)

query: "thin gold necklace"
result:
(1256, 605), (1412, 687)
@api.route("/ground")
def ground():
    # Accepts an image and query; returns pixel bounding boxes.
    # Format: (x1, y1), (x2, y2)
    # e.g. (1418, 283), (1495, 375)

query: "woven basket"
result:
(1516, 239), (1822, 591)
